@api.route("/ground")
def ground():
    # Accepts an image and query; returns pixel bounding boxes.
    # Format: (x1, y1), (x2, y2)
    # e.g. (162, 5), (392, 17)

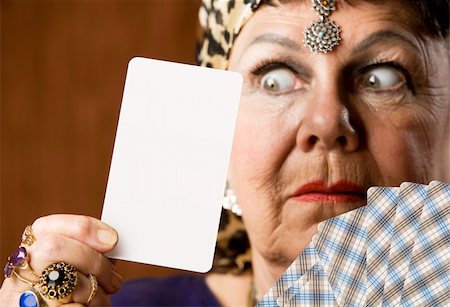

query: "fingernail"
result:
(97, 229), (118, 246)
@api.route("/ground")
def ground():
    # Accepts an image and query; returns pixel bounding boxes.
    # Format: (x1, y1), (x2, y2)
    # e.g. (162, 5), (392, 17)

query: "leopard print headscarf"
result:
(198, 0), (265, 274)
(198, 0), (264, 69)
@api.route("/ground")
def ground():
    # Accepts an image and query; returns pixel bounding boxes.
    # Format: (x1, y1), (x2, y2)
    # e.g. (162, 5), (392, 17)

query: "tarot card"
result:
(313, 205), (367, 306)
(381, 182), (427, 305)
(257, 246), (321, 306)
(365, 186), (399, 306)
(399, 181), (450, 306)
(287, 264), (338, 307)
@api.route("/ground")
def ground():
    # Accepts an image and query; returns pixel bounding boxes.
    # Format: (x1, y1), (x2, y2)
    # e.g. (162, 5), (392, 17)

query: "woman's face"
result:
(227, 0), (450, 264)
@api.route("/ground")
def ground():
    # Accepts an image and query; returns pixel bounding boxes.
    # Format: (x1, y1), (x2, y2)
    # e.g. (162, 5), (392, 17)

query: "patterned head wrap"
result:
(198, 1), (265, 274)
(198, 0), (264, 69)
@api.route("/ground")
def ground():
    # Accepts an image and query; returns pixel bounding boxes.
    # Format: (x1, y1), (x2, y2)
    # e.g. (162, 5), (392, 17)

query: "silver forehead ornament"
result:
(304, 0), (341, 53)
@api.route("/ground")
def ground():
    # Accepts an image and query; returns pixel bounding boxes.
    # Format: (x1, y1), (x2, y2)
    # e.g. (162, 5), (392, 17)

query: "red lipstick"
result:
(291, 180), (367, 203)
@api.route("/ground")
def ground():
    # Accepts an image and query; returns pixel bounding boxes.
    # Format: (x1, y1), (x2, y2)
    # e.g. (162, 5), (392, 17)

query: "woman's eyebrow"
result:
(352, 30), (420, 53)
(248, 33), (301, 51)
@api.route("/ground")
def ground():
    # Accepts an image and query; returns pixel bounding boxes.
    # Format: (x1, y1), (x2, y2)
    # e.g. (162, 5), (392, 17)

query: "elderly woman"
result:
(1, 0), (449, 306)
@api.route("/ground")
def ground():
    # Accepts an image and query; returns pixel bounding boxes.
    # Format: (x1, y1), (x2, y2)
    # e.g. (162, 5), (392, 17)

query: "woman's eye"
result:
(361, 66), (405, 91)
(260, 68), (296, 94)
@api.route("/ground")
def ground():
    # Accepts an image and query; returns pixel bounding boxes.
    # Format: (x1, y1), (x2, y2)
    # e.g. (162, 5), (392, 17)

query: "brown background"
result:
(1, 0), (202, 284)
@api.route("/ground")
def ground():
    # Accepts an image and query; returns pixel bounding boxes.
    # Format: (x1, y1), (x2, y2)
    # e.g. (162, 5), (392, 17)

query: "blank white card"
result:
(101, 57), (242, 272)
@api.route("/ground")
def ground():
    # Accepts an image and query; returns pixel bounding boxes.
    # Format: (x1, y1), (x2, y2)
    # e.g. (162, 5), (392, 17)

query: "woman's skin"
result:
(0, 215), (120, 306)
(1, 1), (449, 306)
(226, 0), (450, 300)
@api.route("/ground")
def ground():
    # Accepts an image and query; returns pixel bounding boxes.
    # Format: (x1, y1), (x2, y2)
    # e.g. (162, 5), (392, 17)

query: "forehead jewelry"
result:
(304, 0), (341, 53)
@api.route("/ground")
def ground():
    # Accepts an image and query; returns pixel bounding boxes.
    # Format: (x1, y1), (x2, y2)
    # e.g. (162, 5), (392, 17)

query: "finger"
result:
(38, 272), (110, 307)
(29, 234), (122, 294)
(71, 273), (110, 307)
(32, 215), (118, 253)
(63, 296), (111, 307)
(0, 275), (30, 305)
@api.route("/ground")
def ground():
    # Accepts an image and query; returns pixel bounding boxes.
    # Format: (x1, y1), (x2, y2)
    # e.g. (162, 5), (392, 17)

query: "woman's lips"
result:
(290, 180), (367, 203)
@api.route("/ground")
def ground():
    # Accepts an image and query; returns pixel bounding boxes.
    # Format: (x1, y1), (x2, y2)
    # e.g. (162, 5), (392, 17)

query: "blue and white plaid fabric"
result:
(286, 264), (337, 306)
(313, 206), (367, 306)
(366, 186), (399, 306)
(256, 181), (449, 307)
(256, 246), (321, 306)
(399, 181), (450, 306)
(381, 183), (427, 306)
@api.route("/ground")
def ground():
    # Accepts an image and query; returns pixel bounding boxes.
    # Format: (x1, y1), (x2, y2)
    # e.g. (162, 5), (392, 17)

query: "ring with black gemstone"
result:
(38, 262), (78, 303)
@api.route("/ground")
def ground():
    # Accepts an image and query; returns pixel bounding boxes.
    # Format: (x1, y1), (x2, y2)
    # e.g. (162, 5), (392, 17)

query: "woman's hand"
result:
(0, 214), (122, 306)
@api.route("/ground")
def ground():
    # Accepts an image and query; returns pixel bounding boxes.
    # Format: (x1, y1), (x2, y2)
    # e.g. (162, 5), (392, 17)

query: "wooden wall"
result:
(1, 0), (201, 283)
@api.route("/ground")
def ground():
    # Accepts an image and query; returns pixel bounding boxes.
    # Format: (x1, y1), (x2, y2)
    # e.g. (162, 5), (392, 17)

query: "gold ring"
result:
(4, 246), (39, 285)
(13, 270), (37, 286)
(39, 262), (78, 303)
(16, 260), (40, 279)
(85, 274), (98, 305)
(21, 225), (36, 246)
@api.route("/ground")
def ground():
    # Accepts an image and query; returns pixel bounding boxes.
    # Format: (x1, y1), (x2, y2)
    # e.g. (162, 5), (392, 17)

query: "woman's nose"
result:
(296, 82), (360, 153)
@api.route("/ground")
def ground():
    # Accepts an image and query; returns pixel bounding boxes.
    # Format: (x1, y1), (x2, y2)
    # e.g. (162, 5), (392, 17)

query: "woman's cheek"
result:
(231, 126), (271, 185)
(366, 110), (437, 184)
(231, 102), (273, 171)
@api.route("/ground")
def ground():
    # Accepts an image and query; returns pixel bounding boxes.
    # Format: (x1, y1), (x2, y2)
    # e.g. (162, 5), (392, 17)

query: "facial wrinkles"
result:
(230, 1), (448, 207)
(419, 39), (449, 97)
(417, 44), (450, 163)
(343, 5), (447, 121)
(403, 118), (433, 183)
(400, 23), (430, 82)
(278, 141), (376, 194)
(224, 3), (450, 276)
(368, 114), (430, 184)
(408, 70), (449, 182)
(240, 8), (425, 106)
(232, 124), (286, 217)
(232, 8), (362, 202)
(391, 39), (449, 182)
(348, 9), (422, 44)
(333, 8), (444, 184)
(370, 10), (447, 116)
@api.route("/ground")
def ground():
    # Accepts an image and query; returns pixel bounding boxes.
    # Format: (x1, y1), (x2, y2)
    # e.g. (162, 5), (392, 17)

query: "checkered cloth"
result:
(256, 181), (450, 307)
(365, 187), (399, 305)
(257, 246), (321, 306)
(286, 264), (337, 306)
(381, 183), (427, 306)
(399, 181), (450, 306)
(314, 206), (367, 306)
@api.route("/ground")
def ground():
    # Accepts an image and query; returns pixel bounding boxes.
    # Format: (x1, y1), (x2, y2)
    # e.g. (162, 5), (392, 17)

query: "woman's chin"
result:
(259, 199), (366, 263)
